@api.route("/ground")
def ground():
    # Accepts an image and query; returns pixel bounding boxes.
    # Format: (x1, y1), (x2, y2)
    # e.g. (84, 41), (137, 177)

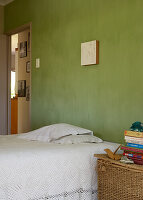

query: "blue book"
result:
(127, 143), (143, 149)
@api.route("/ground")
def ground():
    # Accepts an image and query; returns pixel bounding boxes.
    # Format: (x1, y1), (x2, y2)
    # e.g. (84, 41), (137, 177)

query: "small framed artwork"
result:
(81, 40), (99, 66)
(20, 41), (27, 58)
(26, 86), (30, 101)
(26, 61), (30, 73)
(18, 80), (26, 97)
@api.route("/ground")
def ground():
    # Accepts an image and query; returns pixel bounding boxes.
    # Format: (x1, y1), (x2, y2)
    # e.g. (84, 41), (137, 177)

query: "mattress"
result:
(0, 135), (119, 200)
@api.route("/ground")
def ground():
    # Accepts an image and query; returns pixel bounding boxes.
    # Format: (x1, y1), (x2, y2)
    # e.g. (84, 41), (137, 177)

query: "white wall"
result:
(11, 34), (18, 71)
(18, 29), (30, 133)
(15, 49), (18, 94)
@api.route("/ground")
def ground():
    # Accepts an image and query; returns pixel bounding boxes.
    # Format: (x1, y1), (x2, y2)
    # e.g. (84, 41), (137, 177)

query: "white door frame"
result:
(6, 22), (32, 134)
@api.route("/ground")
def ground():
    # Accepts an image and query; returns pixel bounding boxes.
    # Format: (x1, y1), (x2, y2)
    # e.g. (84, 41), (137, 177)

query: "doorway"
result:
(9, 26), (31, 134)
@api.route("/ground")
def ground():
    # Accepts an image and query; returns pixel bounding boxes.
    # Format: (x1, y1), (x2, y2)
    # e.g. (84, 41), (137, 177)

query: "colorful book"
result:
(128, 157), (143, 165)
(123, 152), (143, 160)
(125, 130), (143, 138)
(134, 160), (143, 165)
(125, 140), (143, 145)
(124, 150), (143, 156)
(125, 136), (143, 145)
(124, 154), (143, 165)
(125, 136), (143, 141)
(121, 145), (143, 154)
(127, 143), (143, 149)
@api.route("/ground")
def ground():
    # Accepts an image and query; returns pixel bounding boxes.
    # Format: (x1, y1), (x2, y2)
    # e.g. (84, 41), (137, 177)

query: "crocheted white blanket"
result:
(0, 136), (119, 200)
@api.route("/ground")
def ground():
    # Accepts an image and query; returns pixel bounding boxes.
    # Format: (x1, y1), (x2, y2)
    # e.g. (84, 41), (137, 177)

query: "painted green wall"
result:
(4, 0), (143, 143)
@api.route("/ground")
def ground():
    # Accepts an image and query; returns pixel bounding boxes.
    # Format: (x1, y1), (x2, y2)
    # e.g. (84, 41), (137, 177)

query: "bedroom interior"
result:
(3, 0), (143, 144)
(0, 0), (143, 199)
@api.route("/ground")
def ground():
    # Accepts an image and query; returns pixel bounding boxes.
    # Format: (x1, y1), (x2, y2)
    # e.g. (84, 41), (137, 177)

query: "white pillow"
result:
(52, 135), (103, 144)
(18, 123), (93, 142)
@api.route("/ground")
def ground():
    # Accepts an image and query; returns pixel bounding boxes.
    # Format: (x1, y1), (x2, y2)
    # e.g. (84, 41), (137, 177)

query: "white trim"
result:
(7, 35), (11, 134)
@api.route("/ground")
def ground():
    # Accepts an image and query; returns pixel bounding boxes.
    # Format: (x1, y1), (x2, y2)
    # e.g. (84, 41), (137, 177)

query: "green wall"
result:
(5, 0), (143, 143)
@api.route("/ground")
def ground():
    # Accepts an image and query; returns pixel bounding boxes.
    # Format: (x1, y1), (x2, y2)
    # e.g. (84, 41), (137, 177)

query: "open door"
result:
(0, 34), (8, 135)
(10, 30), (31, 134)
(6, 23), (31, 135)
(7, 26), (31, 135)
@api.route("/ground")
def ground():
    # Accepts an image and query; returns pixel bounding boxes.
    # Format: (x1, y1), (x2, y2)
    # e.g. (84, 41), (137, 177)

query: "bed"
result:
(0, 124), (120, 200)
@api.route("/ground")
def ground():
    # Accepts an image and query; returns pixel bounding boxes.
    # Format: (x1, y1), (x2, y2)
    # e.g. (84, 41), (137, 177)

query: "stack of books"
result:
(121, 130), (143, 165)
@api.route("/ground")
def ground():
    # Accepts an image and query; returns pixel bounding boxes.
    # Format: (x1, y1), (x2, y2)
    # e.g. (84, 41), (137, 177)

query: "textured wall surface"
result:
(5, 0), (143, 142)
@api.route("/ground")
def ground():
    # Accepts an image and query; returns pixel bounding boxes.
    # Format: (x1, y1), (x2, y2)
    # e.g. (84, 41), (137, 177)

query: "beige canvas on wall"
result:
(81, 40), (99, 66)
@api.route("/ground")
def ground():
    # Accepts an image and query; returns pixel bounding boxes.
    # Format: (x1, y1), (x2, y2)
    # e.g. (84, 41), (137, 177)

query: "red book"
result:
(124, 150), (143, 156)
(134, 160), (143, 165)
(121, 146), (143, 154)
(123, 152), (143, 160)
(128, 157), (143, 165)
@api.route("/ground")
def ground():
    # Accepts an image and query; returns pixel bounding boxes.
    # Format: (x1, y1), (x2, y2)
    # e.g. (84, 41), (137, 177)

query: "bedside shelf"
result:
(94, 154), (143, 200)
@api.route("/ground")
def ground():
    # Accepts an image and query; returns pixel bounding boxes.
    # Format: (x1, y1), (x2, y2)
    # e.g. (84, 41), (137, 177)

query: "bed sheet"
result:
(0, 135), (119, 200)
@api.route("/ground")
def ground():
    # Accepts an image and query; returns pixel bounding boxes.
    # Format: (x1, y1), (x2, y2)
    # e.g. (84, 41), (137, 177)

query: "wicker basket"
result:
(95, 154), (143, 200)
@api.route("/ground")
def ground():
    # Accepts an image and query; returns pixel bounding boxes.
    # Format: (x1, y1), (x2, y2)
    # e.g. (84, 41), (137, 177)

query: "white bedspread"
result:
(0, 135), (119, 200)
